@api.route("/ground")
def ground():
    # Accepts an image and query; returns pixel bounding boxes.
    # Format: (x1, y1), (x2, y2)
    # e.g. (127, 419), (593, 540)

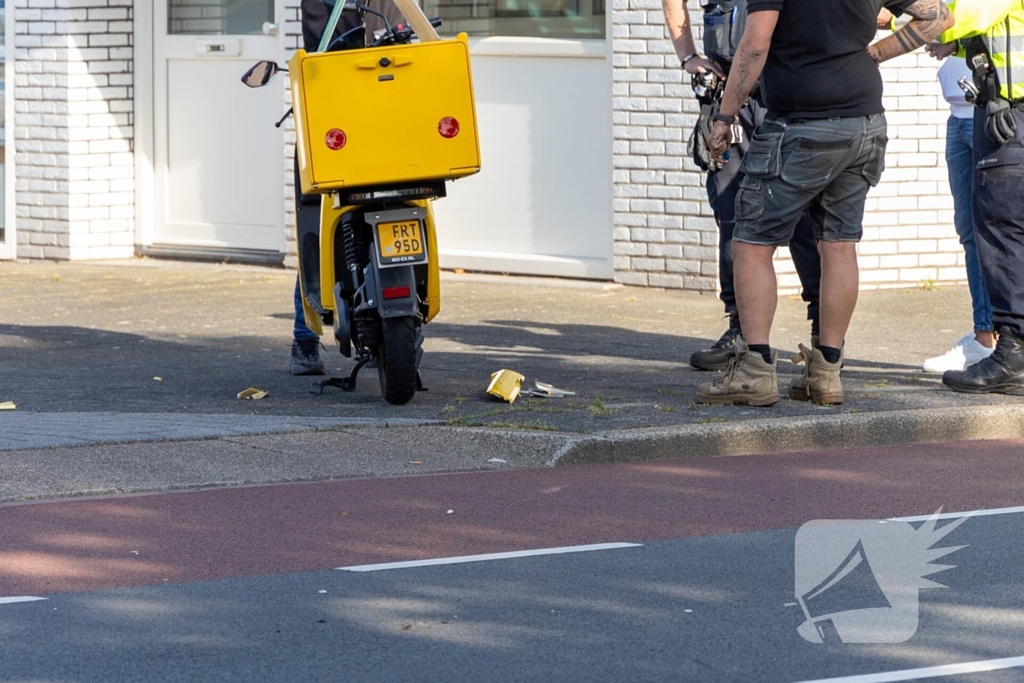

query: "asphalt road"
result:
(2, 440), (1024, 682)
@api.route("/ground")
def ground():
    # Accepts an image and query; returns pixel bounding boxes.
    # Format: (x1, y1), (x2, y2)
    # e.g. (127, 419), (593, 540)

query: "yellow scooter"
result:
(243, 1), (480, 405)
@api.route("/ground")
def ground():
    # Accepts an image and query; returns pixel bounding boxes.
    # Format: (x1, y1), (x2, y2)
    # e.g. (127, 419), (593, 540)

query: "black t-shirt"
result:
(746, 0), (916, 119)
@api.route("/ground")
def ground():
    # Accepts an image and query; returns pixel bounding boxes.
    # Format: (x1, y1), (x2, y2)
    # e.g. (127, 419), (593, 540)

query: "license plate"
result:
(376, 220), (426, 265)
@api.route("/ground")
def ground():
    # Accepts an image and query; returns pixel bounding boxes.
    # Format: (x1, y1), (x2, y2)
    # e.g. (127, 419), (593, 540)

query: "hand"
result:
(986, 99), (1018, 145)
(876, 8), (893, 30)
(924, 41), (957, 61)
(866, 43), (883, 65)
(709, 120), (733, 168)
(684, 56), (726, 79)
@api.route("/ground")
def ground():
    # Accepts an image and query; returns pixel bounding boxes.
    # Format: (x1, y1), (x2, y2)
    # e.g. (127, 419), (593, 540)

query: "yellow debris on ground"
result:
(487, 370), (525, 404)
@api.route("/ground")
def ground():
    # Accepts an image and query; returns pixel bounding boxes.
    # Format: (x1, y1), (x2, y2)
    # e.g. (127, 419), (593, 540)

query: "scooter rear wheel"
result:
(377, 316), (418, 405)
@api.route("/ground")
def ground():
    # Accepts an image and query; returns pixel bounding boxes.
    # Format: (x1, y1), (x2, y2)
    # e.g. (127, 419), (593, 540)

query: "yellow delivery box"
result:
(289, 33), (481, 195)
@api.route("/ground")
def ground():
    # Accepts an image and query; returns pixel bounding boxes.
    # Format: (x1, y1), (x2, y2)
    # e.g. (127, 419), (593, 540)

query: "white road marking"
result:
(890, 505), (1024, 523)
(337, 542), (642, 572)
(792, 655), (1024, 683)
(0, 596), (47, 605)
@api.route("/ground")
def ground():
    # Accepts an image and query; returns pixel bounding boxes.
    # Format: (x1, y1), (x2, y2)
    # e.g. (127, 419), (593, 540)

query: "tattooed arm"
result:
(867, 0), (954, 64)
(708, 10), (779, 163)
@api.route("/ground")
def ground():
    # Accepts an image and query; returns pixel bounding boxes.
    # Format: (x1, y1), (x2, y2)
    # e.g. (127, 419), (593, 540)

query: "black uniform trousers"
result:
(973, 104), (1024, 335)
(707, 95), (822, 332)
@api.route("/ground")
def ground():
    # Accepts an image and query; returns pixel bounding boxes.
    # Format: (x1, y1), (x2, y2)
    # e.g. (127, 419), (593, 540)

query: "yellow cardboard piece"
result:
(237, 388), (268, 400)
(0, 401), (16, 411)
(487, 370), (525, 404)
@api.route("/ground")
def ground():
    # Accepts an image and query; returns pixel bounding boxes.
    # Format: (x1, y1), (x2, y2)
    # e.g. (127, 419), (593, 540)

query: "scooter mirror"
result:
(241, 60), (280, 88)
(342, 1), (365, 12)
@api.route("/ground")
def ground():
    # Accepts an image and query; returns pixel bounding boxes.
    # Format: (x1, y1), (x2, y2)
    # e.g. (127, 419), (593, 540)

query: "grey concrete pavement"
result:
(1, 259), (1017, 427)
(2, 259), (1024, 499)
(0, 412), (434, 451)
(0, 426), (565, 502)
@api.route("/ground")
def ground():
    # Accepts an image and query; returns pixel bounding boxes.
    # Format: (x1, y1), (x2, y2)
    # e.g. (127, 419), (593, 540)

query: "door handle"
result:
(262, 22), (279, 35)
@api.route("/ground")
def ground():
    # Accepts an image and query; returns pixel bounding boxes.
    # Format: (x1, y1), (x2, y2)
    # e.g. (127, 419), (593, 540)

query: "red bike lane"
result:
(2, 438), (1023, 597)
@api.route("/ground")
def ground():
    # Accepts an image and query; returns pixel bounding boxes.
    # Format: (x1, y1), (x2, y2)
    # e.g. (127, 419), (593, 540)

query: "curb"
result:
(3, 406), (1022, 503)
(549, 404), (1024, 465)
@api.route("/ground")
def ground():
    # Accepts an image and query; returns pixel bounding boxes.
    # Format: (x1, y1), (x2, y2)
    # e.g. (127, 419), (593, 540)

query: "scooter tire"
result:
(377, 315), (419, 405)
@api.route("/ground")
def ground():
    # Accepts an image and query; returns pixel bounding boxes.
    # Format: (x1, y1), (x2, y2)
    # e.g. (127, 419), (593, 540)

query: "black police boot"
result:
(691, 312), (742, 371)
(943, 326), (1024, 395)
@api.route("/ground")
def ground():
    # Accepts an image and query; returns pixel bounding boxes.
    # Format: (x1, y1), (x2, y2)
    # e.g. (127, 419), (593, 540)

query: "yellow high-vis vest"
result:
(942, 0), (1024, 101)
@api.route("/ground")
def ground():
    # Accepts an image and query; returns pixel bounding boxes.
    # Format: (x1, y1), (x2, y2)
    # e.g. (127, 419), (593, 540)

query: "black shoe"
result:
(943, 326), (1024, 395)
(691, 312), (741, 371)
(290, 339), (325, 376)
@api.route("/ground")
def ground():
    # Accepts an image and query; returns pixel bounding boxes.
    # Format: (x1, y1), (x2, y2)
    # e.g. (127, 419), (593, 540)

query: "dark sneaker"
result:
(290, 339), (325, 376)
(690, 312), (741, 371)
(943, 326), (1024, 395)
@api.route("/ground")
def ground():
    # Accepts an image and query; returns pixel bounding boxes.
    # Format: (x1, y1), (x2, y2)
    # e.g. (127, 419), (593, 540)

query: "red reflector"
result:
(325, 128), (347, 150)
(382, 286), (411, 300)
(438, 117), (460, 138)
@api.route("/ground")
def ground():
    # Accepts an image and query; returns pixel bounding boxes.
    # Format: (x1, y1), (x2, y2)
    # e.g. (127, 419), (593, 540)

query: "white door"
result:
(151, 0), (284, 258)
(433, 41), (612, 279)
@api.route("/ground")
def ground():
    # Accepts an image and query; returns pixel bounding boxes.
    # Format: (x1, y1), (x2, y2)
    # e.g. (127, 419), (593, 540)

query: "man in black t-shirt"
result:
(694, 0), (953, 407)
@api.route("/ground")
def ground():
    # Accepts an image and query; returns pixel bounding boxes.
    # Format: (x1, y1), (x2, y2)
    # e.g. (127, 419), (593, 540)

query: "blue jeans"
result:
(294, 276), (318, 342)
(946, 115), (993, 332)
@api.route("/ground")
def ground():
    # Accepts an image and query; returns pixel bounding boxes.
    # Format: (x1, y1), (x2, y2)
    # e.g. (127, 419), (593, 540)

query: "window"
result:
(421, 0), (605, 39)
(168, 0), (273, 35)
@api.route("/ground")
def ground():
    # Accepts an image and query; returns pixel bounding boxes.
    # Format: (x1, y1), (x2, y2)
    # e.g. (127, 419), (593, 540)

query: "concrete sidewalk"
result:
(1, 259), (1022, 499)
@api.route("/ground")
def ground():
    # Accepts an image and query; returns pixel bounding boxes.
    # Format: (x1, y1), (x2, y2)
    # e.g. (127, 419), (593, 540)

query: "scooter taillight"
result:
(438, 117), (460, 138)
(325, 128), (347, 150)
(382, 286), (411, 300)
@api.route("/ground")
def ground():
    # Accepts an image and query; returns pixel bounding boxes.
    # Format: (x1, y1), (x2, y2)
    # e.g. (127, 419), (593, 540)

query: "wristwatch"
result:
(681, 53), (700, 67)
(712, 111), (737, 125)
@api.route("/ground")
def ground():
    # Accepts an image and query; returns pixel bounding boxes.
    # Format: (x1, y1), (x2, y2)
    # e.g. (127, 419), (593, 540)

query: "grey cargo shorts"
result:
(733, 113), (888, 246)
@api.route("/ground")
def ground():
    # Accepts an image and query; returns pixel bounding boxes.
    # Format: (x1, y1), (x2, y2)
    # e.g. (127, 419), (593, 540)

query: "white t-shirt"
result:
(938, 57), (974, 120)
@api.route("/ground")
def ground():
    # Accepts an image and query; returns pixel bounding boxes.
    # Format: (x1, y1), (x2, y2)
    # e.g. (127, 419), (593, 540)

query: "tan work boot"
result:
(696, 340), (780, 407)
(787, 338), (815, 400)
(788, 336), (844, 399)
(789, 343), (844, 405)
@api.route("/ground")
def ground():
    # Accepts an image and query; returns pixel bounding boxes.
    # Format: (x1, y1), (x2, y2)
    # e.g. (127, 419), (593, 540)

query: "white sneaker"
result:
(922, 333), (995, 373)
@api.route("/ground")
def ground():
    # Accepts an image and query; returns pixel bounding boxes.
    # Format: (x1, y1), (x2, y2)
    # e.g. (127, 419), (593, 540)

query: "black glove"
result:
(985, 98), (1018, 145)
(687, 103), (725, 173)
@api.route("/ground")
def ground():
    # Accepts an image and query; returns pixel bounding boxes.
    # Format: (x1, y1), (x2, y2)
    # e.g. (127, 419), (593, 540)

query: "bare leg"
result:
(975, 330), (996, 349)
(818, 241), (859, 349)
(733, 241), (778, 346)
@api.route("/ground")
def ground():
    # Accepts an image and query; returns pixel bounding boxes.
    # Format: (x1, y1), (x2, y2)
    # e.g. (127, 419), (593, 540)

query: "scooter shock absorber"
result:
(340, 215), (379, 352)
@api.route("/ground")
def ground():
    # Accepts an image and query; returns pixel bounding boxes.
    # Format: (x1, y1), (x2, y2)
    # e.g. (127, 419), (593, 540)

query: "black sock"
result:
(748, 344), (772, 363)
(820, 345), (842, 364)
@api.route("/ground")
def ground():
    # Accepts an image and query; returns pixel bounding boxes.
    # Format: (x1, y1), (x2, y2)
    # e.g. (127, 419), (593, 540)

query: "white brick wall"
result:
(611, 0), (966, 293)
(283, 0), (300, 268)
(14, 0), (134, 261)
(7, 0), (966, 290)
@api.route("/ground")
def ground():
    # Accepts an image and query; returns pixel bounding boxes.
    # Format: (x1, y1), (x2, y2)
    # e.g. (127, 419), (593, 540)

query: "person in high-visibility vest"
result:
(940, 0), (1024, 394)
